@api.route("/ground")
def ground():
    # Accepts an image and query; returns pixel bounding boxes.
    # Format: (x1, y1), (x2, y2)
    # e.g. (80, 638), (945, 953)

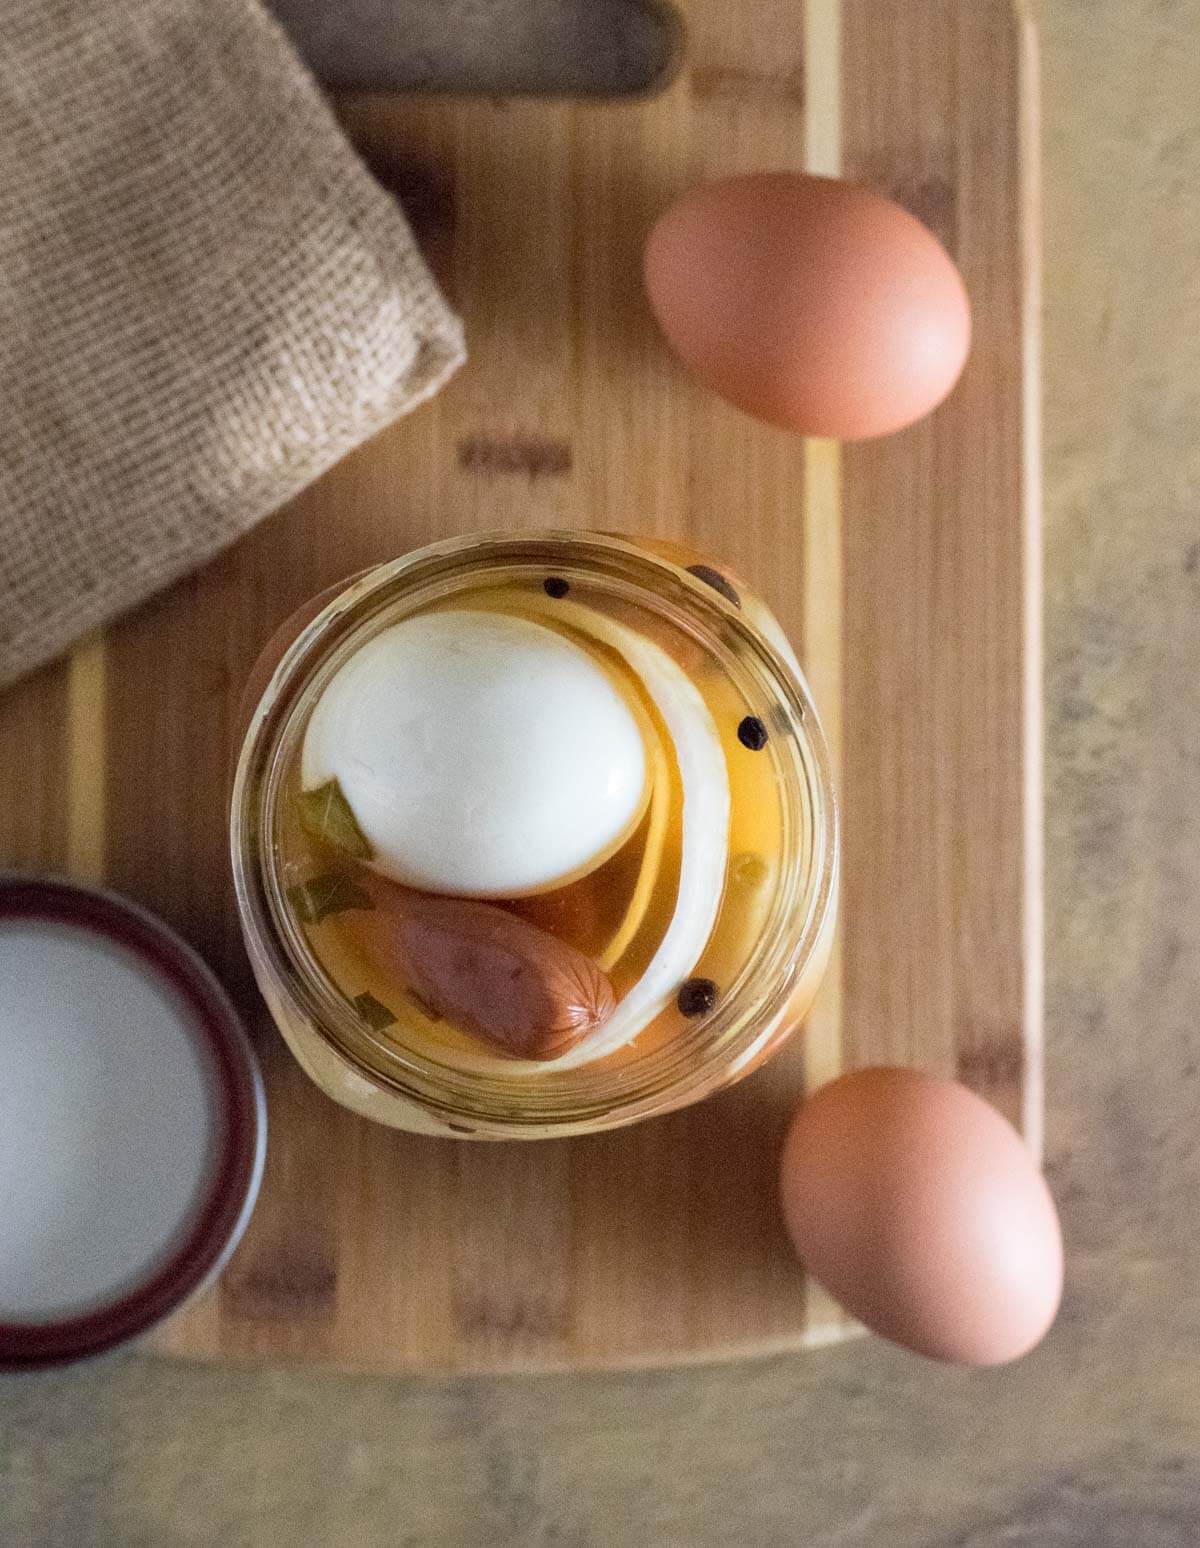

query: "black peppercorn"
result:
(737, 715), (769, 750)
(685, 563), (741, 608)
(677, 977), (718, 1017)
(543, 577), (570, 599)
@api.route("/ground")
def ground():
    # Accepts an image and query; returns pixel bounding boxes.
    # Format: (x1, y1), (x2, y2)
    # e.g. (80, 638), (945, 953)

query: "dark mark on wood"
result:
(849, 156), (958, 250)
(891, 174), (956, 249)
(454, 1289), (569, 1341)
(458, 436), (572, 479)
(223, 1248), (337, 1320)
(957, 1042), (1025, 1089)
(852, 165), (958, 252)
(690, 63), (804, 105)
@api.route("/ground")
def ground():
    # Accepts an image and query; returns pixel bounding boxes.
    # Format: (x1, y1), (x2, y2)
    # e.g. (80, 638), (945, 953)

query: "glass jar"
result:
(231, 531), (837, 1140)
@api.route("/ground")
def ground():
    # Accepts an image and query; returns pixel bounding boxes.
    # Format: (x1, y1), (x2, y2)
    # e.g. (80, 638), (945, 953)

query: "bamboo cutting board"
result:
(0, 0), (1040, 1370)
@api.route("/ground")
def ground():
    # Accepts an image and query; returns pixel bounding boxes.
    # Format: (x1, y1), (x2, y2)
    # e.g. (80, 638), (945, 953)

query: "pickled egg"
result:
(779, 1068), (1063, 1364)
(644, 172), (971, 439)
(301, 611), (648, 898)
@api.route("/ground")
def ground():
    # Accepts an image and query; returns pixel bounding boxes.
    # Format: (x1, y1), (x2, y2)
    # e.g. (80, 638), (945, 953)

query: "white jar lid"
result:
(0, 875), (265, 1368)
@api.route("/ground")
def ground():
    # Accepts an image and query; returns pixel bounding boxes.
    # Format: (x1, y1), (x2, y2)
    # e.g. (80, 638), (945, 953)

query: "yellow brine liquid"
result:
(272, 563), (802, 1079)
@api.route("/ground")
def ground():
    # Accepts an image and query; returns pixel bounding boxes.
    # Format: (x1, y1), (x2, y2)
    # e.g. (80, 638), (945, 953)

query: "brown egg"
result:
(644, 173), (971, 439)
(779, 1068), (1062, 1364)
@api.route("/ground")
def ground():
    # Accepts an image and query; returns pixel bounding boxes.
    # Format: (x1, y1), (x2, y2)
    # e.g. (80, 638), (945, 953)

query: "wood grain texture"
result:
(0, 0), (1038, 1372)
(839, 1), (1041, 1149)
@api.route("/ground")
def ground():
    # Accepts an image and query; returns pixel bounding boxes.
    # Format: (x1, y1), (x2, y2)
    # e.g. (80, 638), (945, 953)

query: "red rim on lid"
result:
(0, 875), (265, 1369)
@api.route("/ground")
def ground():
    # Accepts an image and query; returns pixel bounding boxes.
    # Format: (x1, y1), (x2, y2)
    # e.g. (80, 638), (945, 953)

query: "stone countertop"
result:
(4, 2), (1200, 1543)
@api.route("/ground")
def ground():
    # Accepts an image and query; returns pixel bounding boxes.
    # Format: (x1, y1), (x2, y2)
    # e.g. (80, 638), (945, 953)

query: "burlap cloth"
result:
(0, 0), (465, 688)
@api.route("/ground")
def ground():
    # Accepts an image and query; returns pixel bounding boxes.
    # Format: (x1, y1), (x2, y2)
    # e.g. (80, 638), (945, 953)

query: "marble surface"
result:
(5, 1), (1200, 1542)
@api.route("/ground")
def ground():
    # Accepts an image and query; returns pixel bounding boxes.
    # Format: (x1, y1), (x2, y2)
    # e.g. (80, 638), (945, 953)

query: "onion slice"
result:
(596, 737), (671, 974)
(436, 595), (730, 1073)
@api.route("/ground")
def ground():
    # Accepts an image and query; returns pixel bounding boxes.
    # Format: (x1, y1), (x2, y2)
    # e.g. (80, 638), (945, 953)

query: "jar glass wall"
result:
(231, 531), (837, 1140)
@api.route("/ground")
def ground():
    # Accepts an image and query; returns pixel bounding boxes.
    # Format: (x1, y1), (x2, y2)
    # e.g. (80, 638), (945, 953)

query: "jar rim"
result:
(231, 530), (838, 1137)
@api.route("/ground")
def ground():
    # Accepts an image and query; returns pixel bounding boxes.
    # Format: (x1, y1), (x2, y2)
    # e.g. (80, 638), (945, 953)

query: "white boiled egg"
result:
(301, 610), (649, 898)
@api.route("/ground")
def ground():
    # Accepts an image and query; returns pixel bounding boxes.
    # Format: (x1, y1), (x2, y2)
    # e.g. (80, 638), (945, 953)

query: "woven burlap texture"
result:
(0, 0), (465, 688)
